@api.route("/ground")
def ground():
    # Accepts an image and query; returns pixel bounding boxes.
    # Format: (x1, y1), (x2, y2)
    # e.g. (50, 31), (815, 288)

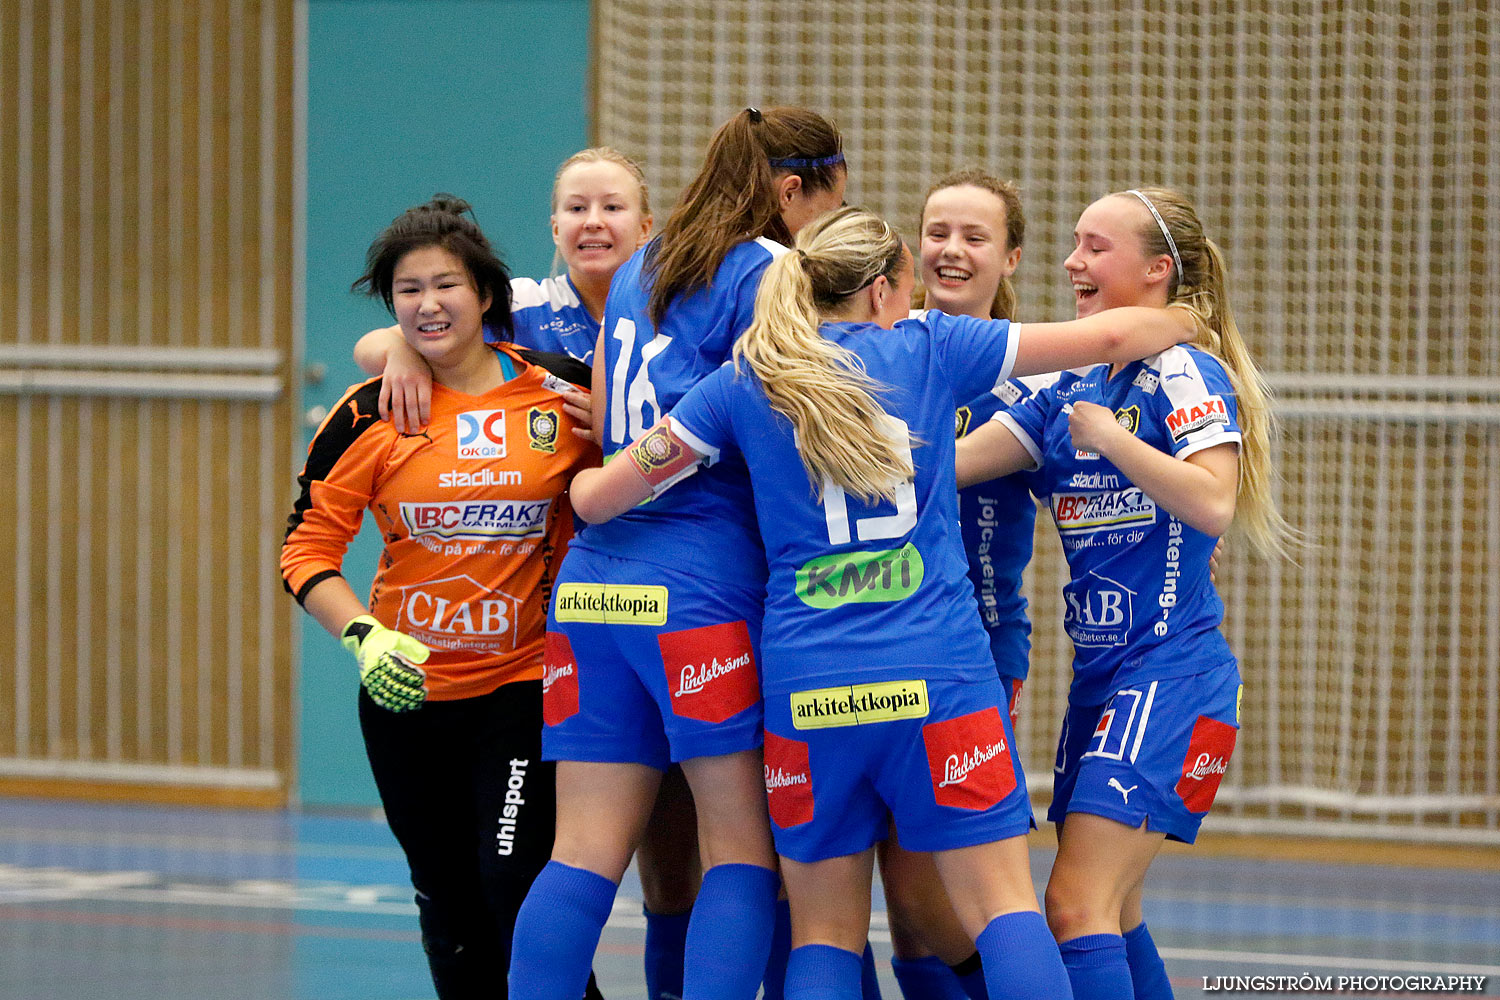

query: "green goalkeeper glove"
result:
(340, 615), (430, 712)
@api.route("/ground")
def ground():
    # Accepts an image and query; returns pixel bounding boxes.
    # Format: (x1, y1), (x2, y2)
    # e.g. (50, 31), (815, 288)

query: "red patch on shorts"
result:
(922, 707), (1016, 810)
(542, 632), (579, 726)
(657, 621), (758, 723)
(1175, 715), (1237, 813)
(763, 731), (814, 828)
(1007, 679), (1024, 726)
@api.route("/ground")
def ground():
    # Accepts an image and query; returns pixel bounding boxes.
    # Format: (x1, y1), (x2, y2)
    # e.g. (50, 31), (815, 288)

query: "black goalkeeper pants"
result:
(360, 680), (602, 1000)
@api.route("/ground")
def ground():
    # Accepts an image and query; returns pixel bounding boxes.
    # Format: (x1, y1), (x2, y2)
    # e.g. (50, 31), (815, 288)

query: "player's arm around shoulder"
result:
(569, 416), (709, 523)
(954, 371), (1058, 489)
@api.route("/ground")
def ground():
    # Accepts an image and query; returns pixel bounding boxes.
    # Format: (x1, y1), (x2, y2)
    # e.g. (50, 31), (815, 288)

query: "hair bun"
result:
(425, 193), (473, 217)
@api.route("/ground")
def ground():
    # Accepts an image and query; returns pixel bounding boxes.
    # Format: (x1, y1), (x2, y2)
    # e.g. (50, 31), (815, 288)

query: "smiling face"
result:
(551, 159), (652, 284)
(919, 184), (1021, 319)
(391, 244), (493, 370)
(1064, 194), (1173, 318)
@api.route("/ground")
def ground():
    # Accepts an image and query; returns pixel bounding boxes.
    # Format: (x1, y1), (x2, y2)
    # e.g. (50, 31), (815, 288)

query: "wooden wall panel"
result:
(0, 0), (298, 806)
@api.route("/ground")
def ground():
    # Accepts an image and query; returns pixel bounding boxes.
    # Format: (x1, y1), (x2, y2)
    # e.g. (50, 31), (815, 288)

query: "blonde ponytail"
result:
(733, 207), (914, 505)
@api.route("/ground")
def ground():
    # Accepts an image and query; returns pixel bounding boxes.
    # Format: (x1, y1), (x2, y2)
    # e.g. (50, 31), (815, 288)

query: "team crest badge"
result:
(527, 407), (558, 453)
(954, 406), (972, 439)
(1114, 405), (1141, 435)
(634, 427), (683, 472)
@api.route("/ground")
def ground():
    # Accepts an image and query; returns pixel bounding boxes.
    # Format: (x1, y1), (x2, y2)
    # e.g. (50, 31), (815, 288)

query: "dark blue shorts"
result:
(763, 675), (1034, 863)
(541, 547), (764, 769)
(1048, 659), (1241, 844)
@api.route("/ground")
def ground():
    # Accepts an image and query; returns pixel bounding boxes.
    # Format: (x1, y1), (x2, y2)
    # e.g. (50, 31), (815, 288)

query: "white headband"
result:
(1126, 189), (1183, 281)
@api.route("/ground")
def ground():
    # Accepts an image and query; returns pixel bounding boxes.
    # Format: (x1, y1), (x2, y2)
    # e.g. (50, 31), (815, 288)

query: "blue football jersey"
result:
(956, 371), (1058, 681)
(482, 275), (599, 363)
(667, 310), (1021, 694)
(571, 237), (785, 589)
(995, 345), (1243, 703)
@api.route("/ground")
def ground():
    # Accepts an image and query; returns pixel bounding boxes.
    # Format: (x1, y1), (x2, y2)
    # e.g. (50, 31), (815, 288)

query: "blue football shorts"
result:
(1048, 658), (1241, 844)
(541, 547), (764, 769)
(762, 674), (1034, 863)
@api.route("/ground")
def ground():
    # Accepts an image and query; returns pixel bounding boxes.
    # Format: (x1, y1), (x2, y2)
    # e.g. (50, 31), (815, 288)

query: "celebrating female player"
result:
(350, 148), (703, 999)
(955, 187), (1295, 1000)
(506, 106), (847, 1000)
(565, 206), (1194, 1000)
(878, 169), (1047, 1000)
(354, 147), (654, 432)
(282, 196), (600, 999)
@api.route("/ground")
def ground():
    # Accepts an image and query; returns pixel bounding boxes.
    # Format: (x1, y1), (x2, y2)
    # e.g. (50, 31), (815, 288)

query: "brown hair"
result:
(913, 169), (1025, 320)
(646, 106), (844, 325)
(351, 194), (513, 337)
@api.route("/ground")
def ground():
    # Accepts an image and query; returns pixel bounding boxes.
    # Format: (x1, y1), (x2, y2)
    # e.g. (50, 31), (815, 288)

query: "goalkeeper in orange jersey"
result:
(282, 195), (601, 1000)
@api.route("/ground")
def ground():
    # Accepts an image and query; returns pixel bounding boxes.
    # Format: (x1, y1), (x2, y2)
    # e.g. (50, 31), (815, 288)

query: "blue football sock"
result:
(1058, 933), (1132, 1000)
(762, 896), (793, 1000)
(949, 951), (989, 1000)
(1122, 923), (1173, 1000)
(891, 955), (968, 1000)
(683, 863), (779, 1000)
(862, 941), (884, 999)
(508, 861), (618, 1000)
(785, 943), (864, 1000)
(975, 911), (1073, 1000)
(644, 905), (692, 1000)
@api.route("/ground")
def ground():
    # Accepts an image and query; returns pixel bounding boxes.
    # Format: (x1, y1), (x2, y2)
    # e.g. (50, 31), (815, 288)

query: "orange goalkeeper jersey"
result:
(282, 346), (599, 701)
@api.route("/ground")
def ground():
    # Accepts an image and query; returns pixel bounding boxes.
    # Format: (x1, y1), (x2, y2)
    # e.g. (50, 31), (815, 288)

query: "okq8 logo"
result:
(457, 409), (506, 460)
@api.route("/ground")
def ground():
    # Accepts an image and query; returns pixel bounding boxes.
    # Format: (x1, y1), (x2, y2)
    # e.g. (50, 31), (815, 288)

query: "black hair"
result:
(351, 194), (513, 337)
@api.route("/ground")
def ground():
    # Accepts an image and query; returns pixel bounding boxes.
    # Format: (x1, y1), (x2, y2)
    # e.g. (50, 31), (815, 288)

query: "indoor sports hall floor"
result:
(2, 797), (1496, 999)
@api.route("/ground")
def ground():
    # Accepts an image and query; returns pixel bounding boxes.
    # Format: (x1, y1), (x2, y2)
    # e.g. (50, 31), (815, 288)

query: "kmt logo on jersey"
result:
(1165, 396), (1229, 442)
(658, 620), (758, 723)
(1063, 572), (1136, 648)
(457, 409), (506, 459)
(795, 543), (925, 608)
(1175, 714), (1237, 813)
(542, 632), (580, 726)
(395, 575), (522, 652)
(922, 707), (1016, 810)
(763, 731), (814, 828)
(1133, 370), (1160, 394)
(399, 500), (550, 541)
(1052, 488), (1157, 535)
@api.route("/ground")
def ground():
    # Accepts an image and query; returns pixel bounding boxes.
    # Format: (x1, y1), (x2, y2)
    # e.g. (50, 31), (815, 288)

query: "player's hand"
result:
(340, 615), (430, 712)
(376, 332), (434, 435)
(558, 387), (596, 443)
(1067, 400), (1124, 455)
(1210, 537), (1225, 583)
